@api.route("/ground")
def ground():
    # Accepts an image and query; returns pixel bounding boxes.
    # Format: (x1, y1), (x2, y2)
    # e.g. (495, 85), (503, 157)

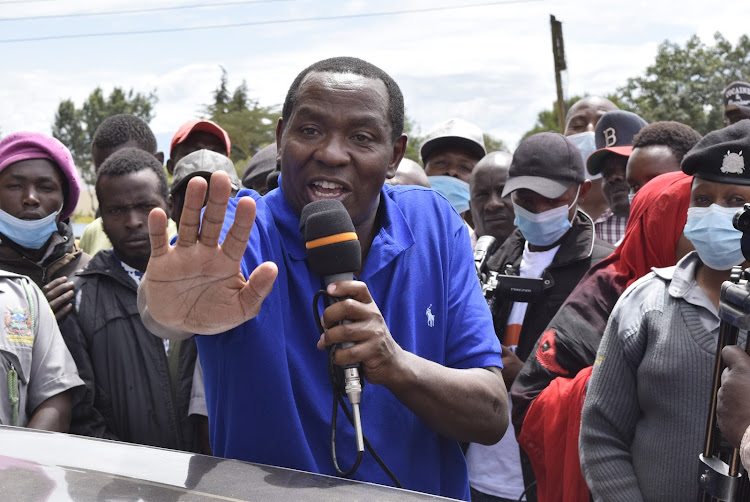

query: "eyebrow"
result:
(7, 173), (61, 184)
(293, 105), (386, 130)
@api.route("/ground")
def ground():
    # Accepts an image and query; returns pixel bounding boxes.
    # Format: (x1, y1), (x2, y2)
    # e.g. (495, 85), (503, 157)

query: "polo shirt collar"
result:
(265, 184), (415, 279)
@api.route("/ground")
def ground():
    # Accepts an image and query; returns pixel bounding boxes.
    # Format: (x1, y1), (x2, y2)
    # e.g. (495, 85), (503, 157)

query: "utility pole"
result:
(550, 15), (567, 133)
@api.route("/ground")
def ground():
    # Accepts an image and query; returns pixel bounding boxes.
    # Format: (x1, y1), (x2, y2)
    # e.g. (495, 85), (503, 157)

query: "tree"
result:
(52, 87), (157, 186)
(403, 112), (423, 163)
(617, 33), (750, 134)
(483, 133), (509, 154)
(203, 68), (281, 167)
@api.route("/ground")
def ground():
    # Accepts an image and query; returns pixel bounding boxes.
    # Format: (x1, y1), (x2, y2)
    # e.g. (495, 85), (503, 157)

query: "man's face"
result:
(725, 108), (750, 127)
(168, 131), (227, 173)
(600, 154), (630, 217)
(470, 158), (514, 242)
(511, 183), (580, 221)
(99, 169), (167, 272)
(564, 97), (618, 135)
(0, 159), (64, 220)
(277, 71), (405, 234)
(168, 174), (211, 228)
(423, 147), (480, 184)
(625, 145), (680, 194)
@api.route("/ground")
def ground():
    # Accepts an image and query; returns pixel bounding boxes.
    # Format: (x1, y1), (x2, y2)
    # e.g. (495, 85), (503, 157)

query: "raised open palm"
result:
(142, 172), (278, 335)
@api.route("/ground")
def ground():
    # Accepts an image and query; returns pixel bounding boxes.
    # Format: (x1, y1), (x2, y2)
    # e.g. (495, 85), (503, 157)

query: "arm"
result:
(140, 172), (277, 339)
(320, 281), (508, 445)
(27, 390), (72, 432)
(579, 313), (645, 502)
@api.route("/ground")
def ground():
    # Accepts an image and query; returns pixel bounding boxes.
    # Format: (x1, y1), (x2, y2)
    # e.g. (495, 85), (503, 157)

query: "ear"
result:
(387, 134), (408, 179)
(166, 158), (175, 175)
(578, 179), (592, 200)
(154, 151), (165, 164)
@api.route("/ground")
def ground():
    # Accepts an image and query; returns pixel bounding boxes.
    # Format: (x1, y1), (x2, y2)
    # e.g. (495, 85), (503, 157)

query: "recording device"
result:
(698, 203), (750, 501)
(300, 199), (364, 455)
(474, 235), (544, 313)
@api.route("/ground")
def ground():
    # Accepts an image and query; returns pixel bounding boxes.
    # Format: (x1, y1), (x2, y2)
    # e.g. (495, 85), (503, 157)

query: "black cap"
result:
(681, 119), (750, 186)
(586, 110), (648, 175)
(502, 132), (585, 199)
(724, 81), (750, 116)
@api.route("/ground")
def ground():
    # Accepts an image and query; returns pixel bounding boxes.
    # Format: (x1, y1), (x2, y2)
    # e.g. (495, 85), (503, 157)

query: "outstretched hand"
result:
(718, 345), (750, 448)
(142, 172), (278, 335)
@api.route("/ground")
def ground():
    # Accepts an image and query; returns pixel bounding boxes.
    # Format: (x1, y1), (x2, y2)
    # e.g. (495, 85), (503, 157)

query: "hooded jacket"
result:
(59, 250), (200, 452)
(486, 211), (613, 362)
(0, 222), (89, 287)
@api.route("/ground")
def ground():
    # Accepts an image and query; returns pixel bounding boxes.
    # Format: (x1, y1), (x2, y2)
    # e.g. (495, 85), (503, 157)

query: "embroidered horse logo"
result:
(721, 150), (745, 175)
(426, 304), (435, 328)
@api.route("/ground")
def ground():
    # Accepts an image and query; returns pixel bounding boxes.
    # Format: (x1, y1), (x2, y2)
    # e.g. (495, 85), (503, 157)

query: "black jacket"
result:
(486, 211), (613, 362)
(59, 250), (200, 452)
(0, 222), (90, 287)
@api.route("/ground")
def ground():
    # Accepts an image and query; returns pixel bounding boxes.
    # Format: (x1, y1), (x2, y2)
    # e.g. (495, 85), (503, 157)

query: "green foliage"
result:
(52, 87), (157, 186)
(483, 133), (509, 153)
(403, 112), (423, 164)
(204, 68), (281, 169)
(617, 33), (750, 135)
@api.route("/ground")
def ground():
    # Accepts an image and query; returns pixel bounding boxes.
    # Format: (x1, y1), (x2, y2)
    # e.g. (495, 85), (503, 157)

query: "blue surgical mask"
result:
(683, 204), (744, 271)
(0, 208), (60, 250)
(567, 131), (600, 181)
(428, 175), (471, 213)
(512, 188), (579, 247)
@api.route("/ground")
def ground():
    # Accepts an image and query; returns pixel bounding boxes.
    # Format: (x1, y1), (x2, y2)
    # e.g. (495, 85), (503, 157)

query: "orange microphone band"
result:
(305, 232), (358, 249)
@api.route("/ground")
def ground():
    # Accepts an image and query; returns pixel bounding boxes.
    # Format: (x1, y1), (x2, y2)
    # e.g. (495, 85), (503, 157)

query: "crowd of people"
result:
(3, 57), (750, 502)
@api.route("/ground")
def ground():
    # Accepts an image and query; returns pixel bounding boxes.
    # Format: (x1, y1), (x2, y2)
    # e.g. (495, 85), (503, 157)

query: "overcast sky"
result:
(2, 0), (749, 155)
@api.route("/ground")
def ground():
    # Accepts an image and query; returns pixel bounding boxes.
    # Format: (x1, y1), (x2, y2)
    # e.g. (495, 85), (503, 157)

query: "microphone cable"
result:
(312, 289), (402, 488)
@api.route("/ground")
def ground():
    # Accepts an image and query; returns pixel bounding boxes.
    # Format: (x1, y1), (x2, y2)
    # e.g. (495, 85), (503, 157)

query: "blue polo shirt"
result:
(196, 183), (503, 500)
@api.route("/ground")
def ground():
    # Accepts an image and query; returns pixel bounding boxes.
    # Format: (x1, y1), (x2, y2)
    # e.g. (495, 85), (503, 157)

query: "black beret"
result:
(681, 119), (750, 185)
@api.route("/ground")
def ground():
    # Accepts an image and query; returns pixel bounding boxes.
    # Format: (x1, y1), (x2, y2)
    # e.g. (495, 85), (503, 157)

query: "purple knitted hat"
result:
(0, 132), (81, 220)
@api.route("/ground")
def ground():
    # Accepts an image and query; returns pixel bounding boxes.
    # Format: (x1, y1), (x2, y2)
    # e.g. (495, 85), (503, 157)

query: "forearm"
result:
(385, 352), (508, 445)
(27, 391), (72, 432)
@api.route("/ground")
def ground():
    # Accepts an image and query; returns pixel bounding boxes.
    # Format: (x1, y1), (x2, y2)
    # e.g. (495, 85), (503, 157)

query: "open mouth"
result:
(310, 180), (346, 198)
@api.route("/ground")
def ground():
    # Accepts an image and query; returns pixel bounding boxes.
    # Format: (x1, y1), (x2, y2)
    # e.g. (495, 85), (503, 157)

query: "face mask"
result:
(567, 131), (600, 181)
(683, 204), (744, 271)
(428, 175), (471, 213)
(0, 208), (60, 250)
(512, 188), (579, 247)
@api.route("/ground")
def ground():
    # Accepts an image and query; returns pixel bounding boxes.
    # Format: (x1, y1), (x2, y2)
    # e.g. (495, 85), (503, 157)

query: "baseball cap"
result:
(170, 120), (231, 157)
(586, 110), (648, 175)
(420, 118), (486, 163)
(171, 149), (241, 194)
(241, 143), (277, 189)
(724, 81), (750, 116)
(681, 119), (750, 186)
(502, 132), (585, 199)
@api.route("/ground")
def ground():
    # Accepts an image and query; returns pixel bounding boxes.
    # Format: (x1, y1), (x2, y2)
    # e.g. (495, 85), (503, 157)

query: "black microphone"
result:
(300, 199), (364, 453)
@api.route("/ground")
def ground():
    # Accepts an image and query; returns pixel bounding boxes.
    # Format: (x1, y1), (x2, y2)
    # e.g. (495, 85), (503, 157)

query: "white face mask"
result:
(0, 208), (60, 249)
(512, 187), (579, 246)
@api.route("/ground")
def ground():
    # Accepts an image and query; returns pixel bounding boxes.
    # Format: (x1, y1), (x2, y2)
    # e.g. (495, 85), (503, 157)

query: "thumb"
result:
(239, 261), (279, 318)
(722, 345), (750, 371)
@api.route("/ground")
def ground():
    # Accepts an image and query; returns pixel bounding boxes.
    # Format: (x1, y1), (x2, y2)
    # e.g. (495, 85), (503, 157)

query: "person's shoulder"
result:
(610, 269), (671, 328)
(384, 184), (462, 224)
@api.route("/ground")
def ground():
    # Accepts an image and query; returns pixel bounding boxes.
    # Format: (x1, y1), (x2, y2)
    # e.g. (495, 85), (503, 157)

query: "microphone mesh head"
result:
(300, 200), (361, 276)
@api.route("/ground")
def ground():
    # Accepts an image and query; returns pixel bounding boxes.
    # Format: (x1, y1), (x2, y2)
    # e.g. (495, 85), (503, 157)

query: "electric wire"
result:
(0, 0), (543, 44)
(0, 0), (291, 22)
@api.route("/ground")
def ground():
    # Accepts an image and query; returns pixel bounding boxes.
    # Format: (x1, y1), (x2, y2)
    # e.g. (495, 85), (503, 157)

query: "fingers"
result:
(43, 277), (75, 319)
(326, 280), (373, 303)
(198, 172), (232, 249)
(175, 176), (209, 247)
(722, 345), (750, 370)
(148, 207), (170, 258)
(239, 261), (278, 319)
(221, 196), (257, 261)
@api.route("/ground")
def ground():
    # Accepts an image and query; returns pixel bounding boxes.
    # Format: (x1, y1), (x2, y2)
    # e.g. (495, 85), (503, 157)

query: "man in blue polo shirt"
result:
(138, 57), (507, 500)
